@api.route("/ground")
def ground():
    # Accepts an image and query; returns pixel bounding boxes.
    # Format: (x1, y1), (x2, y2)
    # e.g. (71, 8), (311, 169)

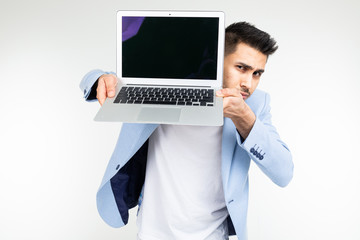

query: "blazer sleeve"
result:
(236, 92), (294, 187)
(79, 69), (116, 102)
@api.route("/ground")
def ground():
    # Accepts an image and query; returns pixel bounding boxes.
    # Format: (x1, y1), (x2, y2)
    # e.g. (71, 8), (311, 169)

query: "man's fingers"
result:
(104, 76), (117, 98)
(222, 96), (237, 109)
(96, 78), (107, 106)
(216, 88), (241, 97)
(96, 74), (118, 106)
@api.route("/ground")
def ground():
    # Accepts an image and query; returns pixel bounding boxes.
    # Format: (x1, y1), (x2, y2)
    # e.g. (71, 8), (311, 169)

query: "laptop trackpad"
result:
(137, 107), (181, 122)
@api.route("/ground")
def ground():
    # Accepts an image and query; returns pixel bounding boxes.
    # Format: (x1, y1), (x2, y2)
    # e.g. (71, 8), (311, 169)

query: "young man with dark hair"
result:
(80, 22), (293, 240)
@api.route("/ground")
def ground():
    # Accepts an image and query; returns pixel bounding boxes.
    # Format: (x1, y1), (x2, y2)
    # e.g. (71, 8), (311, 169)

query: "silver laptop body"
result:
(94, 10), (225, 126)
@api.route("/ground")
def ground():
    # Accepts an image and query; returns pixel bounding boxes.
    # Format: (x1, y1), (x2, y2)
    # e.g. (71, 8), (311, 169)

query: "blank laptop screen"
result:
(122, 16), (219, 80)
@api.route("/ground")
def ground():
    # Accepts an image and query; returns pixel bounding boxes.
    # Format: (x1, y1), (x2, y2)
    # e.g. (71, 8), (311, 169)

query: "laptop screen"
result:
(122, 16), (219, 80)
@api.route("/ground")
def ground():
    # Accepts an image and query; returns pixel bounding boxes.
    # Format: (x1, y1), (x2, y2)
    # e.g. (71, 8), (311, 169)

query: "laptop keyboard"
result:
(113, 86), (214, 106)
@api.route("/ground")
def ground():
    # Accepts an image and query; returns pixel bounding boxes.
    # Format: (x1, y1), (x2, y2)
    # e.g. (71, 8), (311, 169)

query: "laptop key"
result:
(202, 96), (213, 102)
(143, 100), (156, 104)
(163, 101), (176, 105)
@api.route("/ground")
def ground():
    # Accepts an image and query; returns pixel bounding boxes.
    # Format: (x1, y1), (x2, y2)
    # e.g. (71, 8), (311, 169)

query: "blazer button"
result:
(116, 164), (120, 170)
(259, 156), (264, 160)
(250, 148), (255, 153)
(256, 152), (261, 158)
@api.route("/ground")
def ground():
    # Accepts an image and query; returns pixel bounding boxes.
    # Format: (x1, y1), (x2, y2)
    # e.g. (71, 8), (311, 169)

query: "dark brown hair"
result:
(225, 22), (278, 56)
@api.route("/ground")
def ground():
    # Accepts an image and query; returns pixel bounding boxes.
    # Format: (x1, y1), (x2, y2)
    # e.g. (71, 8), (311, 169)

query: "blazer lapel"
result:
(117, 123), (159, 165)
(221, 118), (237, 191)
(99, 123), (159, 188)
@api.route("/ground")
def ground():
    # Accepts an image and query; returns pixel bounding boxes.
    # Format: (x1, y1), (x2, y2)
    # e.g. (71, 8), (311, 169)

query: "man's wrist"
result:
(232, 108), (256, 140)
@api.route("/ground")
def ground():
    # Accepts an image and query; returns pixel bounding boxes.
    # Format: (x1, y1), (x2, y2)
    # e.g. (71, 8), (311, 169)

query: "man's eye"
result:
(253, 71), (262, 77)
(237, 65), (244, 70)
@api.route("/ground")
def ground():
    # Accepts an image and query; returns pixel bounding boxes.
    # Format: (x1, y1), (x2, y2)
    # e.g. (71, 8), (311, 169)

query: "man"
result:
(80, 22), (293, 240)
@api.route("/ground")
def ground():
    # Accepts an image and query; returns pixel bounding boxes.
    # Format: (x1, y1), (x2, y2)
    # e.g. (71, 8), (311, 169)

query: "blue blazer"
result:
(80, 70), (294, 240)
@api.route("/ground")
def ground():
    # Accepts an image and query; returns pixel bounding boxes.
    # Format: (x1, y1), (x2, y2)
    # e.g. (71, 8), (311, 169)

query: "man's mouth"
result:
(240, 92), (249, 99)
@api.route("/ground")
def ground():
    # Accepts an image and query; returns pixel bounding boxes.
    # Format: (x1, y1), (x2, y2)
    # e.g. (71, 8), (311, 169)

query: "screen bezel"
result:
(116, 10), (225, 88)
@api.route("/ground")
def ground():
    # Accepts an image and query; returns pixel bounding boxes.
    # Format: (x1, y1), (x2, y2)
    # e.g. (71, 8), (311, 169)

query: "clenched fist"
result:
(96, 74), (118, 106)
(216, 87), (256, 139)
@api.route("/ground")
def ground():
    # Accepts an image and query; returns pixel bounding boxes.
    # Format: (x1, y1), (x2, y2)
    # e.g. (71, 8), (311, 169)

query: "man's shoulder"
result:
(248, 88), (268, 99)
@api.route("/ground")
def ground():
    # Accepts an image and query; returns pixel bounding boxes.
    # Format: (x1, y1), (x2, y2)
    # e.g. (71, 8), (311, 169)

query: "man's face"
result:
(223, 43), (267, 100)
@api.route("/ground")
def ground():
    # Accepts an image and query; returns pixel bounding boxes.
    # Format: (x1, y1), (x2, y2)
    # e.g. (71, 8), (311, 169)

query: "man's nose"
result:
(240, 74), (252, 89)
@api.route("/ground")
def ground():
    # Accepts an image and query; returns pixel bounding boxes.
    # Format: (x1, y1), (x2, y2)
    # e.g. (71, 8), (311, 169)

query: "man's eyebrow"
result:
(236, 62), (265, 73)
(236, 62), (253, 70)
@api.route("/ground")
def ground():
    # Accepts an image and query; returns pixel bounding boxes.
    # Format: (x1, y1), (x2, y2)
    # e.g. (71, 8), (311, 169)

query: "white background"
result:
(1, 0), (360, 239)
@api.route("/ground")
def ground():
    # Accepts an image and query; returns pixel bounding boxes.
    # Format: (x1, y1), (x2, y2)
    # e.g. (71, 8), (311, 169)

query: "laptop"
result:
(94, 10), (225, 126)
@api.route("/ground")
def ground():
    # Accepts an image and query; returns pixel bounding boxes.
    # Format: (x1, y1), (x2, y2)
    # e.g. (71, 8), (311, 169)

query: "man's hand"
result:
(216, 88), (256, 139)
(96, 74), (118, 106)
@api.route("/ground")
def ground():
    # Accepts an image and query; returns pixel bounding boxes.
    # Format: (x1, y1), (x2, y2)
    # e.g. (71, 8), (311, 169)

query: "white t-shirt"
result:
(137, 124), (229, 240)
